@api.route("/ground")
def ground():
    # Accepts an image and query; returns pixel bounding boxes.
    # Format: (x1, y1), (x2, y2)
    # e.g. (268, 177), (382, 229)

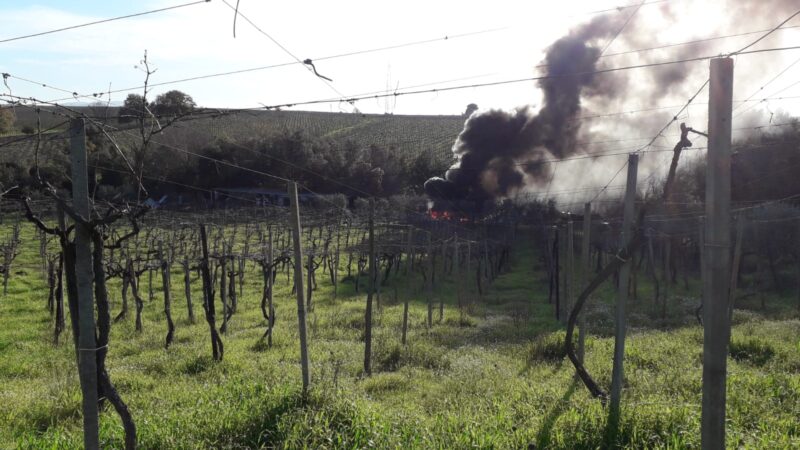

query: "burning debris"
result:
(425, 15), (625, 208)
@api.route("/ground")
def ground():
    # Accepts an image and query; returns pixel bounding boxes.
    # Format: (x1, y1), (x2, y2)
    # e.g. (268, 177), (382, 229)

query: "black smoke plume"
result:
(425, 16), (623, 205)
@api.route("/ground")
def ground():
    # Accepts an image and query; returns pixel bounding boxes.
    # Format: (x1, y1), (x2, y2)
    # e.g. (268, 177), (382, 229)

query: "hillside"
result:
(1, 108), (466, 169)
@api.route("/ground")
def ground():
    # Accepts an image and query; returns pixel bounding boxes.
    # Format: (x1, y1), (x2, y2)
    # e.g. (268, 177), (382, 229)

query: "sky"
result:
(1, 0), (800, 203)
(0, 0), (796, 116)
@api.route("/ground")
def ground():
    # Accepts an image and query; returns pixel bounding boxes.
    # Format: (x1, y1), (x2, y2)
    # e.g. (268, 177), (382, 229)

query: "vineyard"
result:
(0, 108), (466, 170)
(3, 0), (800, 448)
(0, 185), (798, 448)
(2, 58), (800, 450)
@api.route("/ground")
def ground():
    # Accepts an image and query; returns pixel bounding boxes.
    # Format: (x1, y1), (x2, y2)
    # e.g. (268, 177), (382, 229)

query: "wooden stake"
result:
(364, 199), (375, 375)
(220, 244), (229, 334)
(702, 57), (733, 450)
(663, 236), (670, 320)
(288, 182), (310, 391)
(267, 228), (275, 347)
(728, 216), (744, 321)
(454, 234), (462, 316)
(426, 232), (434, 328)
(71, 118), (99, 450)
(578, 203), (591, 363)
(183, 256), (194, 324)
(646, 232), (659, 315)
(553, 227), (560, 321)
(402, 227), (412, 345)
(566, 221), (574, 325)
(609, 153), (639, 432)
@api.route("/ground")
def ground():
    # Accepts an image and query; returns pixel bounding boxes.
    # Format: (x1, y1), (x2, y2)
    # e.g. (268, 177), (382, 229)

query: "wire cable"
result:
(600, 0), (645, 55)
(218, 0), (352, 109)
(601, 25), (800, 59)
(582, 8), (800, 210)
(733, 78), (800, 119)
(0, 0), (210, 44)
(29, 24), (800, 105)
(732, 55), (800, 113)
(729, 9), (800, 56)
(38, 33), (507, 104)
(255, 45), (800, 110)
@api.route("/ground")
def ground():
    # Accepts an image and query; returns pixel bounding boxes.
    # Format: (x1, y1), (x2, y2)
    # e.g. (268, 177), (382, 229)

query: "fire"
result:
(429, 210), (448, 220)
(428, 209), (470, 223)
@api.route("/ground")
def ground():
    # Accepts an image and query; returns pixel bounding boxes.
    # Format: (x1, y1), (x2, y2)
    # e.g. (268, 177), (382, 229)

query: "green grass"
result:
(0, 225), (799, 449)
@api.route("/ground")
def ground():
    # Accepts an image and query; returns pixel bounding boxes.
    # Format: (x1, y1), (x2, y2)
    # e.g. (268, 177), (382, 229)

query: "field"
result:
(1, 223), (799, 449)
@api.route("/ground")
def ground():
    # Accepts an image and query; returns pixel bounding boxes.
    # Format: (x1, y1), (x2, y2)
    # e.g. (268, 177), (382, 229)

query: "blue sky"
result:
(15, 0), (130, 15)
(0, 0), (561, 113)
(1, 1), (798, 120)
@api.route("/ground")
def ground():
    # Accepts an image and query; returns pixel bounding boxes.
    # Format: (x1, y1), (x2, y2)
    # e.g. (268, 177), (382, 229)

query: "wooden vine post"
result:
(363, 199), (375, 376)
(306, 242), (314, 312)
(609, 153), (639, 434)
(553, 227), (560, 321)
(662, 236), (670, 319)
(71, 118), (100, 450)
(578, 202), (591, 363)
(426, 232), (434, 328)
(219, 243), (229, 334)
(182, 251), (195, 324)
(566, 221), (574, 325)
(644, 230), (658, 315)
(402, 227), (412, 345)
(439, 236), (446, 322)
(701, 57), (733, 450)
(454, 234), (462, 319)
(332, 219), (341, 299)
(288, 181), (310, 392)
(54, 251), (66, 344)
(375, 233), (382, 310)
(265, 228), (275, 346)
(728, 216), (744, 321)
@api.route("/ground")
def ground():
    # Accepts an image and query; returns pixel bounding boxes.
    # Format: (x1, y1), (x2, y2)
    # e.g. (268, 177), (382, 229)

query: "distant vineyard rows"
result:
(2, 109), (467, 168)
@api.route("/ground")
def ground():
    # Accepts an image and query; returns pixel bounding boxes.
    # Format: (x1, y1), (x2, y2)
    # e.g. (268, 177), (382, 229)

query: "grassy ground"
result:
(0, 224), (798, 449)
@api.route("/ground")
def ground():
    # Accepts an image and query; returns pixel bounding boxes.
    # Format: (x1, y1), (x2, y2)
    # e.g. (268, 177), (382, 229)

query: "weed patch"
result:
(527, 331), (566, 363)
(730, 337), (775, 366)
